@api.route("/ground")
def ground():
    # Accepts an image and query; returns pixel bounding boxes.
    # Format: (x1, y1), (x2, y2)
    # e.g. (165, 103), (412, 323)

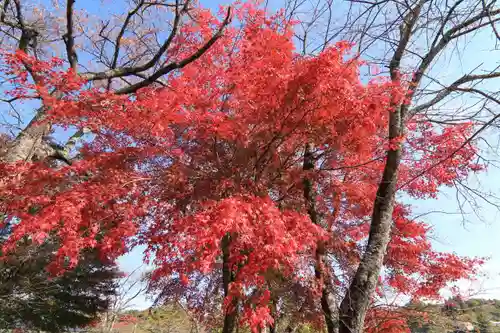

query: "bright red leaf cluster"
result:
(0, 1), (485, 332)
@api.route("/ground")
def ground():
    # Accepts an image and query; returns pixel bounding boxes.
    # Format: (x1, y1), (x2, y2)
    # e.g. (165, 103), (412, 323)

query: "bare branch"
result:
(411, 71), (500, 113)
(63, 0), (78, 70)
(445, 7), (500, 39)
(389, 0), (427, 79)
(12, 0), (35, 52)
(429, 0), (466, 50)
(0, 0), (11, 24)
(115, 6), (233, 95)
(82, 0), (191, 82)
(482, 0), (500, 43)
(107, 0), (146, 89)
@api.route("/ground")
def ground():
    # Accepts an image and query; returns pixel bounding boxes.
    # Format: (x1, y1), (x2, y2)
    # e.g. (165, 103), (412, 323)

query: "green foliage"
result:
(138, 305), (195, 333)
(477, 312), (493, 333)
(407, 298), (500, 333)
(0, 237), (120, 332)
(467, 299), (483, 309)
(103, 304), (200, 333)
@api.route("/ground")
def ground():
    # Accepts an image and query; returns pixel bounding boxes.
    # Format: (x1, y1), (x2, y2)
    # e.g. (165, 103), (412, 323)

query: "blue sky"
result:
(6, 0), (500, 309)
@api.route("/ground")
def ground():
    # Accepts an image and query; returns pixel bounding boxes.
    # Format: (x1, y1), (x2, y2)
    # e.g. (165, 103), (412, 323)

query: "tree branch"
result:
(389, 0), (427, 80)
(106, 0), (146, 89)
(0, 0), (11, 24)
(411, 71), (500, 113)
(400, 97), (500, 191)
(482, 0), (500, 42)
(115, 6), (232, 94)
(407, 6), (500, 106)
(81, 0), (191, 82)
(429, 0), (465, 50)
(63, 0), (78, 70)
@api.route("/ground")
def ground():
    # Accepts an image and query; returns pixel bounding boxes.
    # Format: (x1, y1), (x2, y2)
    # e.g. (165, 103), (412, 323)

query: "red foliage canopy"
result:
(0, 2), (484, 332)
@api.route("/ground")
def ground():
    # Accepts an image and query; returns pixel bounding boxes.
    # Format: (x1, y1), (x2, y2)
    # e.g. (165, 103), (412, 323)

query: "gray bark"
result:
(303, 143), (338, 333)
(336, 1), (423, 330)
(1, 109), (52, 163)
(338, 104), (403, 333)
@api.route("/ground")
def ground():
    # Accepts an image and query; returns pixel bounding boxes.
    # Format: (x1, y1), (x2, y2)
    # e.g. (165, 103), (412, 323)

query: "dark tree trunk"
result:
(336, 1), (425, 330)
(338, 107), (403, 333)
(222, 233), (238, 333)
(269, 294), (277, 333)
(303, 143), (338, 333)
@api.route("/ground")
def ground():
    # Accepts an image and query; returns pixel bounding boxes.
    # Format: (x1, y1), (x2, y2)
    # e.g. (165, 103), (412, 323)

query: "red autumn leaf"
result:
(0, 2), (484, 331)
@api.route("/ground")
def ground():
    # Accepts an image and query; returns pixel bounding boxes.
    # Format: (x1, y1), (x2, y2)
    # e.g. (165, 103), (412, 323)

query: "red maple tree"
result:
(0, 2), (484, 333)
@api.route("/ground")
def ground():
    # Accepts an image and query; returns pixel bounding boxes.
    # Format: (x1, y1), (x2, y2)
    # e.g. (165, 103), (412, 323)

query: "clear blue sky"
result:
(405, 26), (500, 299)
(13, 0), (500, 309)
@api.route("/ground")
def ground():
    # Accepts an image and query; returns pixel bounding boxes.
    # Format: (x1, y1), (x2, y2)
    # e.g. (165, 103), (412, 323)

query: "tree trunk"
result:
(320, 278), (338, 333)
(338, 107), (403, 333)
(302, 143), (338, 333)
(1, 109), (51, 163)
(222, 233), (238, 333)
(269, 293), (278, 333)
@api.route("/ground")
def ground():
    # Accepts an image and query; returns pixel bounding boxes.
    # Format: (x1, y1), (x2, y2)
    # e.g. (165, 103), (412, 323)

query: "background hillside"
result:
(406, 298), (500, 332)
(110, 298), (500, 333)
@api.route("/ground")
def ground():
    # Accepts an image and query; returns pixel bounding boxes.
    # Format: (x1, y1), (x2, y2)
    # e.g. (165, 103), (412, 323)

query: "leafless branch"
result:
(411, 71), (500, 113)
(81, 0), (192, 82)
(115, 6), (232, 94)
(106, 0), (146, 89)
(0, 0), (11, 24)
(63, 0), (78, 70)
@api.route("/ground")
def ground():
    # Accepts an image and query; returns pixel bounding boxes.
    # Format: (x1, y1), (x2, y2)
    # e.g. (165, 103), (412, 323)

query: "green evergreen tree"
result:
(0, 226), (120, 332)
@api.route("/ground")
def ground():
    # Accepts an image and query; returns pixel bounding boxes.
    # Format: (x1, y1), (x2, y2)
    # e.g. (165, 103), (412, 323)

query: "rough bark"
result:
(335, 1), (424, 330)
(1, 109), (51, 163)
(222, 233), (238, 333)
(63, 0), (78, 71)
(338, 105), (403, 333)
(269, 293), (278, 333)
(303, 142), (338, 333)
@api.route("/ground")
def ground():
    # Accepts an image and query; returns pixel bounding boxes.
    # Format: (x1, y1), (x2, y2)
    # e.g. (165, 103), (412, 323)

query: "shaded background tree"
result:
(0, 224), (121, 332)
(0, 130), (119, 332)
